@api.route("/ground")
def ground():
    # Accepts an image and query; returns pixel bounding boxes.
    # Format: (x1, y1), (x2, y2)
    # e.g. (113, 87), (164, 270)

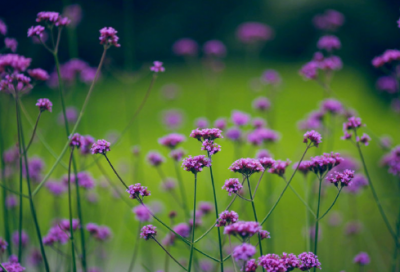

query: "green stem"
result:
(282, 176), (316, 217)
(16, 96), (50, 271)
(152, 238), (187, 271)
(67, 148), (77, 272)
(228, 235), (238, 272)
(261, 144), (310, 225)
(304, 175), (310, 252)
(251, 171), (265, 199)
(317, 187), (343, 221)
(188, 174), (197, 272)
(313, 176), (323, 272)
(127, 223), (141, 272)
(23, 111), (42, 154)
(174, 160), (190, 221)
(15, 94), (23, 261)
(104, 153), (129, 189)
(0, 263), (8, 272)
(207, 156), (224, 272)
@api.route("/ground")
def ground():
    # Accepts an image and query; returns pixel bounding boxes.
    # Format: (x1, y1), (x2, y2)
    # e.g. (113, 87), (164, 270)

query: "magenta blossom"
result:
(353, 252), (370, 266)
(252, 97), (271, 111)
(182, 155), (211, 174)
(268, 160), (291, 176)
(303, 130), (322, 147)
(203, 40), (227, 58)
(133, 205), (152, 222)
(69, 133), (82, 148)
(4, 38), (17, 52)
(313, 9), (345, 31)
(150, 61), (165, 73)
(35, 98), (52, 112)
(357, 133), (371, 146)
(236, 22), (273, 44)
(172, 38), (198, 56)
(158, 133), (186, 149)
(216, 210), (239, 227)
(214, 118), (227, 130)
(201, 139), (221, 155)
(146, 151), (165, 166)
(190, 128), (223, 141)
(91, 139), (111, 154)
(232, 243), (256, 261)
(317, 35), (341, 52)
(261, 69), (281, 86)
(222, 178), (243, 196)
(231, 110), (250, 126)
(244, 259), (258, 272)
(99, 27), (120, 48)
(224, 221), (262, 239)
(169, 148), (186, 161)
(229, 158), (264, 176)
(126, 184), (151, 200)
(140, 225), (157, 240)
(326, 169), (355, 187)
(28, 68), (49, 81)
(298, 252), (321, 270)
(258, 254), (286, 271)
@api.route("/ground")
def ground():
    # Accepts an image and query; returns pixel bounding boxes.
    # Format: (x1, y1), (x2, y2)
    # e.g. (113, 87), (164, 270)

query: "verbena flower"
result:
(298, 252), (321, 271)
(309, 153), (343, 175)
(232, 243), (256, 261)
(236, 22), (273, 44)
(224, 221), (262, 239)
(259, 230), (271, 240)
(252, 97), (271, 111)
(281, 252), (300, 271)
(133, 205), (152, 222)
(190, 128), (223, 141)
(231, 110), (250, 126)
(80, 135), (95, 155)
(172, 38), (198, 56)
(353, 252), (370, 265)
(214, 118), (227, 130)
(0, 73), (32, 94)
(321, 98), (343, 114)
(372, 49), (400, 68)
(35, 98), (52, 112)
(216, 210), (239, 227)
(343, 116), (362, 130)
(0, 19), (7, 35)
(229, 158), (265, 176)
(69, 133), (82, 148)
(268, 160), (291, 176)
(256, 149), (271, 159)
(0, 260), (25, 272)
(28, 68), (49, 81)
(150, 61), (165, 73)
(222, 178), (243, 196)
(158, 133), (185, 149)
(0, 238), (8, 254)
(226, 127), (242, 141)
(313, 9), (345, 31)
(198, 201), (213, 215)
(4, 38), (17, 52)
(244, 259), (258, 272)
(381, 146), (400, 177)
(12, 231), (29, 247)
(86, 223), (112, 241)
(317, 35), (341, 51)
(201, 139), (221, 155)
(126, 184), (151, 199)
(182, 155), (211, 174)
(169, 148), (186, 161)
(293, 161), (313, 176)
(140, 225), (157, 240)
(261, 69), (281, 86)
(43, 225), (69, 245)
(0, 54), (31, 73)
(146, 151), (165, 166)
(160, 177), (176, 191)
(252, 117), (267, 129)
(99, 27), (120, 48)
(90, 139), (111, 154)
(27, 25), (45, 38)
(326, 169), (354, 187)
(203, 40), (226, 58)
(258, 157), (275, 169)
(258, 254), (286, 272)
(376, 76), (398, 94)
(59, 219), (80, 232)
(303, 130), (322, 147)
(356, 133), (371, 146)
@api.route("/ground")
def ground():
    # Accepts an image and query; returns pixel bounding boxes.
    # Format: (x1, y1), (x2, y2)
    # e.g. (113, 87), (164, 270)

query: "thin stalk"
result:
(104, 154), (129, 189)
(282, 176), (316, 217)
(16, 97), (50, 271)
(207, 156), (224, 272)
(174, 160), (190, 221)
(0, 183), (29, 198)
(188, 174), (197, 272)
(127, 223), (141, 272)
(228, 235), (238, 272)
(391, 183), (400, 272)
(32, 47), (107, 196)
(252, 171), (265, 199)
(0, 263), (8, 272)
(15, 94), (23, 261)
(67, 148), (77, 272)
(317, 187), (343, 221)
(313, 176), (323, 272)
(354, 130), (397, 243)
(24, 111), (42, 153)
(152, 238), (188, 271)
(261, 144), (310, 225)
(246, 176), (264, 265)
(304, 175), (310, 252)
(235, 193), (252, 202)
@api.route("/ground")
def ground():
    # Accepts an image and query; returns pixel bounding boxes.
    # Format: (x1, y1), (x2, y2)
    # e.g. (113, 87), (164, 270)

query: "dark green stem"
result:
(313, 176), (323, 272)
(127, 223), (141, 272)
(174, 160), (190, 221)
(24, 111), (42, 153)
(317, 187), (342, 221)
(15, 94), (23, 261)
(188, 174), (197, 272)
(152, 238), (187, 271)
(104, 153), (129, 189)
(67, 148), (77, 272)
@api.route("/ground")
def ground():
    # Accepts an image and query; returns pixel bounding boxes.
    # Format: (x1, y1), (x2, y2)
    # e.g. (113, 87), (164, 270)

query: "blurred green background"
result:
(1, 0), (400, 271)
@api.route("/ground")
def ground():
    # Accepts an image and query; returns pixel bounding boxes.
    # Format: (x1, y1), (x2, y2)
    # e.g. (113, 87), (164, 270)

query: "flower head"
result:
(236, 22), (273, 44)
(258, 157), (275, 169)
(226, 127), (242, 141)
(150, 61), (165, 73)
(256, 149), (272, 159)
(231, 111), (250, 126)
(343, 117), (362, 130)
(126, 184), (151, 199)
(317, 35), (341, 51)
(321, 99), (343, 114)
(172, 38), (198, 56)
(224, 221), (262, 239)
(309, 153), (343, 175)
(233, 243), (256, 261)
(293, 161), (313, 176)
(303, 130), (322, 147)
(244, 259), (258, 272)
(203, 40), (227, 58)
(258, 254), (286, 272)
(216, 210), (239, 227)
(261, 69), (281, 86)
(45, 181), (67, 196)
(27, 25), (45, 38)
(268, 160), (291, 176)
(91, 139), (110, 154)
(260, 230), (271, 240)
(12, 231), (29, 247)
(133, 205), (152, 222)
(99, 27), (120, 47)
(0, 54), (31, 73)
(35, 98), (52, 112)
(169, 148), (186, 161)
(313, 9), (345, 31)
(140, 225), (157, 240)
(281, 253), (300, 271)
(59, 219), (80, 232)
(43, 225), (69, 245)
(253, 97), (271, 111)
(353, 252), (370, 266)
(0, 19), (7, 35)
(357, 133), (371, 146)
(372, 49), (400, 68)
(201, 139), (221, 155)
(182, 155), (211, 174)
(0, 238), (8, 254)
(28, 68), (49, 81)
(146, 151), (165, 166)
(298, 252), (321, 271)
(4, 38), (17, 52)
(229, 158), (264, 176)
(69, 133), (82, 148)
(190, 128), (223, 141)
(158, 133), (185, 149)
(214, 118), (227, 130)
(222, 178), (243, 196)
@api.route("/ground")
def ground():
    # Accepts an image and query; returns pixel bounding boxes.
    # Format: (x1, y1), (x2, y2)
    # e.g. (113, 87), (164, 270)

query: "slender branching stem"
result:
(228, 235), (238, 272)
(252, 171), (265, 199)
(188, 174), (197, 272)
(282, 176), (316, 217)
(127, 223), (141, 272)
(174, 160), (190, 221)
(317, 187), (343, 221)
(104, 153), (129, 189)
(152, 238), (188, 271)
(67, 147), (77, 272)
(313, 176), (323, 272)
(23, 111), (42, 153)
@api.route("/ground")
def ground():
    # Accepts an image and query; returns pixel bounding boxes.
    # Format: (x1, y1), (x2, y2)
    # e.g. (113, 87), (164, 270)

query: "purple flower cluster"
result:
(59, 219), (80, 232)
(258, 254), (287, 271)
(321, 98), (343, 115)
(158, 133), (186, 149)
(216, 210), (239, 227)
(5, 38), (17, 53)
(99, 27), (120, 48)
(140, 225), (157, 240)
(229, 158), (265, 176)
(313, 9), (345, 31)
(248, 128), (279, 146)
(353, 252), (370, 265)
(190, 128), (223, 141)
(303, 130), (322, 147)
(201, 139), (221, 155)
(36, 11), (70, 26)
(232, 243), (256, 261)
(43, 225), (69, 245)
(297, 252), (321, 270)
(372, 49), (400, 68)
(300, 55), (342, 80)
(182, 155), (211, 174)
(317, 35), (341, 51)
(268, 160), (291, 176)
(381, 146), (400, 177)
(326, 169), (355, 187)
(45, 180), (67, 196)
(86, 223), (112, 241)
(345, 174), (368, 194)
(236, 22), (273, 44)
(224, 221), (262, 239)
(253, 97), (271, 111)
(126, 184), (151, 200)
(231, 111), (251, 126)
(203, 40), (227, 58)
(222, 178), (243, 196)
(356, 133), (371, 146)
(244, 259), (258, 272)
(376, 76), (398, 94)
(133, 205), (152, 222)
(146, 151), (165, 166)
(91, 139), (111, 155)
(69, 133), (82, 148)
(169, 148), (186, 161)
(261, 69), (281, 86)
(226, 127), (242, 141)
(28, 68), (49, 81)
(172, 38), (198, 56)
(0, 260), (25, 272)
(150, 61), (165, 73)
(35, 98), (52, 112)
(0, 238), (8, 253)
(306, 153), (344, 175)
(0, 73), (32, 94)
(0, 54), (31, 73)
(27, 25), (45, 38)
(214, 118), (227, 130)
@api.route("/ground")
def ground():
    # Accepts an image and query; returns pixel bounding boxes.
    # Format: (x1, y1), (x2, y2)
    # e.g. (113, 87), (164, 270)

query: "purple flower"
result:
(69, 133), (83, 148)
(258, 254), (286, 272)
(303, 130), (322, 147)
(253, 97), (271, 111)
(203, 40), (227, 58)
(160, 177), (176, 191)
(99, 27), (120, 48)
(63, 4), (82, 27)
(28, 68), (49, 81)
(174, 223), (190, 237)
(232, 243), (256, 261)
(372, 49), (400, 68)
(260, 230), (271, 240)
(309, 153), (344, 175)
(293, 161), (313, 176)
(27, 249), (42, 266)
(222, 178), (243, 196)
(35, 98), (52, 112)
(356, 133), (371, 146)
(90, 139), (111, 154)
(0, 261), (25, 272)
(162, 109), (184, 130)
(236, 22), (273, 44)
(36, 11), (61, 24)
(169, 148), (186, 161)
(22, 157), (45, 183)
(376, 76), (398, 94)
(261, 69), (281, 86)
(298, 110), (324, 130)
(0, 54), (31, 73)
(345, 221), (363, 236)
(199, 201), (213, 215)
(244, 259), (258, 272)
(45, 180), (67, 196)
(86, 223), (112, 241)
(299, 61), (319, 80)
(150, 61), (165, 73)
(59, 219), (80, 232)
(133, 205), (152, 222)
(194, 118), (209, 129)
(231, 111), (250, 126)
(321, 99), (343, 114)
(224, 221), (262, 239)
(81, 135), (95, 155)
(229, 158), (264, 176)
(0, 238), (8, 254)
(226, 127), (242, 141)
(259, 157), (275, 169)
(12, 231), (29, 247)
(317, 35), (341, 52)
(353, 252), (370, 265)
(216, 210), (239, 227)
(172, 38), (198, 56)
(256, 149), (271, 159)
(182, 155), (211, 174)
(298, 252), (321, 270)
(281, 253), (300, 271)
(313, 9), (345, 31)
(343, 117), (363, 131)
(140, 225), (157, 240)
(75, 172), (95, 189)
(43, 225), (69, 245)
(252, 117), (267, 129)
(158, 133), (185, 149)
(190, 128), (223, 141)
(0, 19), (7, 35)
(268, 160), (291, 176)
(126, 184), (150, 199)
(201, 139), (221, 155)
(214, 118), (227, 130)
(146, 151), (165, 166)
(57, 106), (78, 125)
(4, 38), (17, 52)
